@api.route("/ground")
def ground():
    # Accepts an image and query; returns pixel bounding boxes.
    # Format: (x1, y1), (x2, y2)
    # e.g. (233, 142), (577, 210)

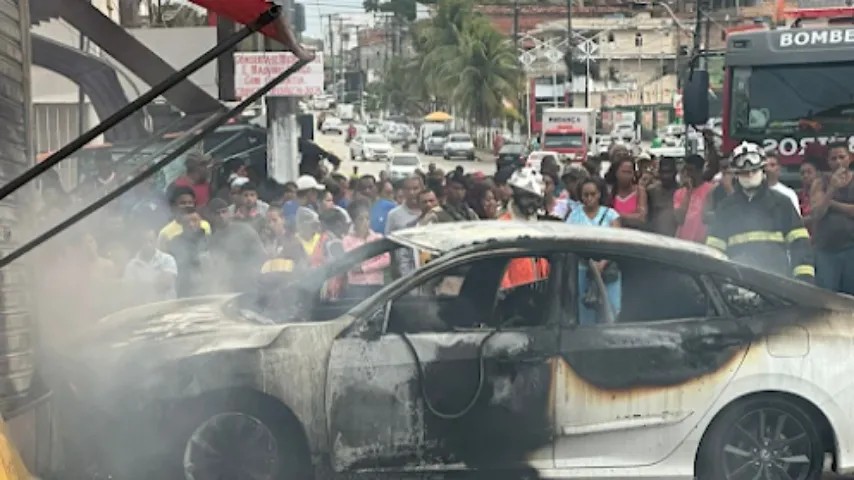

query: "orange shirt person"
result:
(498, 168), (550, 289)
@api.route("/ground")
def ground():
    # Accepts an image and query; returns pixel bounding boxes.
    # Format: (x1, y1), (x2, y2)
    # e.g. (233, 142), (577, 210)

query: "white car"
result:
(612, 122), (636, 142)
(596, 135), (613, 153)
(67, 220), (854, 480)
(650, 136), (705, 159)
(386, 153), (423, 181)
(442, 133), (475, 160)
(525, 150), (562, 171)
(349, 133), (393, 162)
(321, 117), (344, 135)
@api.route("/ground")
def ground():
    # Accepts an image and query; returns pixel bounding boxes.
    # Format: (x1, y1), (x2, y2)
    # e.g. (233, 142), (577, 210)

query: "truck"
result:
(701, 8), (854, 188)
(541, 107), (597, 162)
(337, 103), (355, 122)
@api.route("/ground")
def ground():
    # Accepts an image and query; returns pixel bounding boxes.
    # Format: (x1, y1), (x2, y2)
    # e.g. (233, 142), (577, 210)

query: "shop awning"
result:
(188, 0), (313, 60)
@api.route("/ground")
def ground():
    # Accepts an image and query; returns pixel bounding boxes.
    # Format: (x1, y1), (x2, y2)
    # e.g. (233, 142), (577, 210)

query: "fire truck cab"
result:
(685, 4), (854, 188)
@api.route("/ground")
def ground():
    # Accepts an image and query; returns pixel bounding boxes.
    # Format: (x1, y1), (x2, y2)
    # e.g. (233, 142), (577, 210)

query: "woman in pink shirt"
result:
(605, 157), (648, 228)
(342, 199), (391, 300)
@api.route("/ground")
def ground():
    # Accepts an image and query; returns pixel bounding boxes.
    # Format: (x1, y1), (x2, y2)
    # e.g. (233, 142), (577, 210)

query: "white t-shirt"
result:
(123, 249), (178, 301)
(770, 182), (801, 216)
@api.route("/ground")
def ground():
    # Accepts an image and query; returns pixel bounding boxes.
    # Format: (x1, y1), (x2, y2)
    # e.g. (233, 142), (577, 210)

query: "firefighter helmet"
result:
(508, 167), (545, 197)
(731, 141), (767, 172)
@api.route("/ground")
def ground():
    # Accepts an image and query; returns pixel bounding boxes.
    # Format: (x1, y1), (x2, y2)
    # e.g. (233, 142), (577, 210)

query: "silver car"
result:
(425, 130), (449, 156)
(349, 133), (393, 162)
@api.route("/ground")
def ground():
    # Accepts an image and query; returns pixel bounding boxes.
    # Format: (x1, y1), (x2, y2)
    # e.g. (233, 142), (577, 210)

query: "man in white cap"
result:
(283, 175), (325, 226)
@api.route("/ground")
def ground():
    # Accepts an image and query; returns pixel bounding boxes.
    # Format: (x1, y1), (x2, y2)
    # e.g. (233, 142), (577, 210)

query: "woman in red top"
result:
(604, 157), (647, 229)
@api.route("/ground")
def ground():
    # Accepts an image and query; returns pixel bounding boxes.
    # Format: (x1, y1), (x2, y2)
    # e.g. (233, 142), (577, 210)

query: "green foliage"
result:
(375, 0), (522, 123)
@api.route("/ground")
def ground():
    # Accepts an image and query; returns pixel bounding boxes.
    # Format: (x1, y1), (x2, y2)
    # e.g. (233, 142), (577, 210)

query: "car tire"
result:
(443, 153), (450, 160)
(169, 396), (313, 480)
(696, 395), (824, 480)
(468, 153), (476, 161)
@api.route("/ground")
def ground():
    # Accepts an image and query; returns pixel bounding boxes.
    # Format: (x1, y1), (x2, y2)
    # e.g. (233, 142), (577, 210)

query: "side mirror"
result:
(683, 70), (710, 126)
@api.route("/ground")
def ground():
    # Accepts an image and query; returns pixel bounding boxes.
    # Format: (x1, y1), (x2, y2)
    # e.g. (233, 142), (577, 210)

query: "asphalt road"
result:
(314, 130), (496, 179)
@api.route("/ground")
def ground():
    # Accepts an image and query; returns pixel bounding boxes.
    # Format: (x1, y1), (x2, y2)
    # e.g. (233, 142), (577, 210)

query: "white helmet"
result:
(731, 141), (766, 172)
(508, 167), (545, 197)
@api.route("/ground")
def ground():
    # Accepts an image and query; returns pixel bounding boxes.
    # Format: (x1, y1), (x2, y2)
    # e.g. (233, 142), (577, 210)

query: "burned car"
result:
(53, 221), (854, 479)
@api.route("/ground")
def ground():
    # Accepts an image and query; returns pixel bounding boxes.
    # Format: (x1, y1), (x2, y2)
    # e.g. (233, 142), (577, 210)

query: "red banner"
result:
(188, 0), (313, 61)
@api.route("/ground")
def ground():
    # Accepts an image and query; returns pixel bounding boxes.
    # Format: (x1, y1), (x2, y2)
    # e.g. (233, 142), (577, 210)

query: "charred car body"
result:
(54, 221), (854, 479)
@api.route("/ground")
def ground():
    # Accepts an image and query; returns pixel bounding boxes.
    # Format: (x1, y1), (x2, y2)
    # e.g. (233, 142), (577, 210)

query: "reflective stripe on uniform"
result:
(261, 258), (295, 273)
(706, 236), (727, 251)
(793, 265), (815, 277)
(727, 231), (784, 246)
(785, 228), (810, 243)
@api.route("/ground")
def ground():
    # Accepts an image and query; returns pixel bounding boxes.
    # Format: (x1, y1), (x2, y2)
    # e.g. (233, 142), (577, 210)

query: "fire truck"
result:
(719, 2), (854, 186)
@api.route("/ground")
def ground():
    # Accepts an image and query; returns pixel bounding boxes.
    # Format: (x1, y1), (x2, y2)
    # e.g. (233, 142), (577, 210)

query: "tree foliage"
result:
(377, 0), (522, 124)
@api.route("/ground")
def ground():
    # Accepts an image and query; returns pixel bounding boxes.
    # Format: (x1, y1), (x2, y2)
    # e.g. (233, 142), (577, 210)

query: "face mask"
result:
(738, 170), (764, 189)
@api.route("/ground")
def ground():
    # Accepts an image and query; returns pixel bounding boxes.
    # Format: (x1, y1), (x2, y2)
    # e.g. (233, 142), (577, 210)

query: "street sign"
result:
(519, 50), (536, 67)
(234, 51), (324, 99)
(577, 40), (599, 59)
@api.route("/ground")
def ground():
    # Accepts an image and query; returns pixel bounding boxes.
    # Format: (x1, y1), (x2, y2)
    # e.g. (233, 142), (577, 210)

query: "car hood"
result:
(48, 295), (354, 404)
(50, 295), (287, 376)
(390, 165), (419, 174)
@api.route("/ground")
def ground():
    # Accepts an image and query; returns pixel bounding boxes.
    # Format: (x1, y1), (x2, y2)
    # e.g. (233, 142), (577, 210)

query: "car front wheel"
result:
(696, 396), (824, 480)
(180, 403), (312, 480)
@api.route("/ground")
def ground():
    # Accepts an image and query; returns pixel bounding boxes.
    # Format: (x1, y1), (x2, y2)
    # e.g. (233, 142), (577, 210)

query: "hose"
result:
(397, 329), (500, 420)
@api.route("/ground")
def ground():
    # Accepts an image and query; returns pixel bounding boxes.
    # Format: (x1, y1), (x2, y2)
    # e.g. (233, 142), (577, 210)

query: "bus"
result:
(720, 7), (854, 186)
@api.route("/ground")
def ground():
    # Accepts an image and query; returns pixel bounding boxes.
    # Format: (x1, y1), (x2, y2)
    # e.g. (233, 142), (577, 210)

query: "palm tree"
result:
(376, 0), (522, 122)
(450, 20), (522, 126)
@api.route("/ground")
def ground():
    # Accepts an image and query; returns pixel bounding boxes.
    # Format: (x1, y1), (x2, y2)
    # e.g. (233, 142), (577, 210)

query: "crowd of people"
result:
(32, 130), (854, 332)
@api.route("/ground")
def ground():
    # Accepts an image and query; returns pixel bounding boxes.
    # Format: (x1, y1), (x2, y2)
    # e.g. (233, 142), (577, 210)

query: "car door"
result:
(326, 251), (562, 474)
(552, 253), (751, 469)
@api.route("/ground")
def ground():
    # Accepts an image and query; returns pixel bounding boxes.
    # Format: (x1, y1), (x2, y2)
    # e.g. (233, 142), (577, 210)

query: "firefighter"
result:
(705, 141), (814, 282)
(499, 167), (551, 288)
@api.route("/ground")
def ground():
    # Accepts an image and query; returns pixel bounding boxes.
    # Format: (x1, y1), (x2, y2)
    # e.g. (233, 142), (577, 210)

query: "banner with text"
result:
(234, 52), (324, 98)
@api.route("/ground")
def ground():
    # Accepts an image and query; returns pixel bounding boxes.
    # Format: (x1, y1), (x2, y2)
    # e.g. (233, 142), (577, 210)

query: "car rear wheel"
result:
(697, 396), (823, 480)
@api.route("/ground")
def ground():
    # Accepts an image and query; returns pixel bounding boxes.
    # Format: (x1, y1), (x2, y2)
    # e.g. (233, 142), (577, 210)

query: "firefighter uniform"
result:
(705, 184), (814, 281)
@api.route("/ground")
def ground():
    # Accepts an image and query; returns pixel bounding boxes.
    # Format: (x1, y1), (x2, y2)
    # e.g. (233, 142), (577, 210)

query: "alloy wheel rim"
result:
(183, 412), (279, 480)
(721, 407), (813, 480)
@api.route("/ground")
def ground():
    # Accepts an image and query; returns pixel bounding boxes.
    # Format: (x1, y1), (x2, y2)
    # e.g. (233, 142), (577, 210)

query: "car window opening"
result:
(578, 254), (719, 325)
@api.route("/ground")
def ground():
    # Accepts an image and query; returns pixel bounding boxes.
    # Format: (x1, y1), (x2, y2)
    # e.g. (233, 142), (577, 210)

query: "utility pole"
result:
(565, 0), (574, 107)
(703, 7), (712, 69)
(512, 0), (520, 49)
(266, 0), (300, 183)
(356, 25), (364, 119)
(326, 14), (336, 100)
(338, 16), (346, 102)
(384, 14), (390, 66)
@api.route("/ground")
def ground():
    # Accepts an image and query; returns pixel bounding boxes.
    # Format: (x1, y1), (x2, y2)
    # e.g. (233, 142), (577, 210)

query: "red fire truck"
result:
(721, 3), (854, 186)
